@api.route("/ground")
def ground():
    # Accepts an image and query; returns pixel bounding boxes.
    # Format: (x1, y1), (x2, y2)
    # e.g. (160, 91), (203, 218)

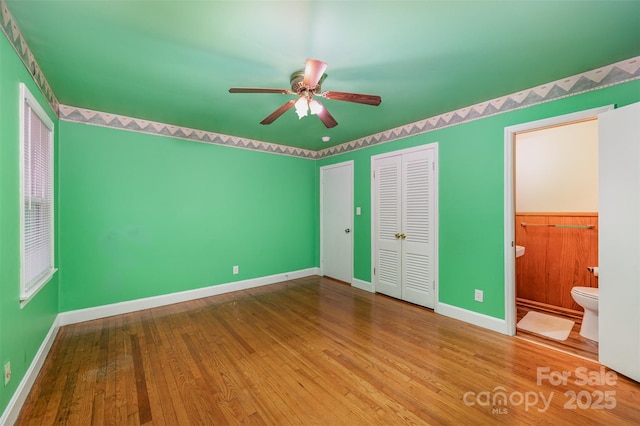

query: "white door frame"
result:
(503, 105), (613, 336)
(320, 160), (354, 283)
(371, 143), (439, 309)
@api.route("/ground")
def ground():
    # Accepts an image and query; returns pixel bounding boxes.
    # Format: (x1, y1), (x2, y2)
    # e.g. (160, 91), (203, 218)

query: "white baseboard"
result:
(58, 267), (319, 326)
(0, 316), (60, 426)
(351, 278), (374, 293)
(436, 302), (509, 335)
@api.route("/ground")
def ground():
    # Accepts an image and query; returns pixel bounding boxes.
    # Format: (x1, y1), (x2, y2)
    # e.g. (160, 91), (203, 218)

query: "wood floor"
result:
(516, 305), (599, 361)
(17, 276), (640, 425)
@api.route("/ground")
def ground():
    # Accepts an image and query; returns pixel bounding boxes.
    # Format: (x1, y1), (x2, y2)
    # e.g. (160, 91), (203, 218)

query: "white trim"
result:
(436, 302), (508, 335)
(58, 267), (319, 326)
(19, 82), (56, 306)
(370, 157), (376, 292)
(19, 269), (58, 309)
(351, 278), (374, 293)
(503, 105), (614, 336)
(20, 83), (54, 129)
(432, 147), (440, 312)
(0, 316), (60, 426)
(319, 161), (354, 284)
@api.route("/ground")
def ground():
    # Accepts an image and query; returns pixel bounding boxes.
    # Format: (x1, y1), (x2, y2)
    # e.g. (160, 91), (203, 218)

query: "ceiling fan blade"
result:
(260, 99), (297, 125)
(303, 59), (328, 88)
(321, 91), (382, 106)
(229, 88), (293, 94)
(316, 102), (338, 128)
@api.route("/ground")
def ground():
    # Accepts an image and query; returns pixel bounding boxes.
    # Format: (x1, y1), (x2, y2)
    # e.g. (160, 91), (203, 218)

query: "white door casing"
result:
(320, 161), (353, 283)
(372, 144), (438, 308)
(598, 102), (640, 381)
(503, 105), (614, 336)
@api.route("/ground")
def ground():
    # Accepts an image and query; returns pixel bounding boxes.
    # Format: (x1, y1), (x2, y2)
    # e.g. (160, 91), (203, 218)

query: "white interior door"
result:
(402, 149), (435, 308)
(598, 102), (640, 381)
(321, 162), (353, 283)
(373, 155), (403, 298)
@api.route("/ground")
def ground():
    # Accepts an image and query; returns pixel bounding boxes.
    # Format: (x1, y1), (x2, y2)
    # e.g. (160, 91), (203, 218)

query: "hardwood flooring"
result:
(17, 276), (640, 425)
(516, 305), (599, 361)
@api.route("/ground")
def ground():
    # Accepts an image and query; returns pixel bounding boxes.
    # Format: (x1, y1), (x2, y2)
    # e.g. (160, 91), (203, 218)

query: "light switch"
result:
(356, 207), (361, 215)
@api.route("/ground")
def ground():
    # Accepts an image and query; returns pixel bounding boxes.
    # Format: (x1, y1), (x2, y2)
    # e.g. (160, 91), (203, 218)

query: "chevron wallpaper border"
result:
(59, 57), (640, 159)
(316, 56), (640, 159)
(2, 0), (638, 160)
(0, 0), (59, 112)
(57, 105), (318, 159)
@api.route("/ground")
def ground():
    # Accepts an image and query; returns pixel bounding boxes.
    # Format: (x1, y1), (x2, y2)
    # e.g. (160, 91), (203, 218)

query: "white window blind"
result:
(20, 83), (55, 303)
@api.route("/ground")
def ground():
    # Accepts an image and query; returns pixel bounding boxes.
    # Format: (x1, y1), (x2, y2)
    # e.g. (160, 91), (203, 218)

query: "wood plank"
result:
(516, 214), (548, 302)
(129, 333), (152, 424)
(16, 277), (640, 425)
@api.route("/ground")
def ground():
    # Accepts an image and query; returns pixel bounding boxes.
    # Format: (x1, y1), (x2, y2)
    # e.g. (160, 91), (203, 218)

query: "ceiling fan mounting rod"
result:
(290, 69), (323, 94)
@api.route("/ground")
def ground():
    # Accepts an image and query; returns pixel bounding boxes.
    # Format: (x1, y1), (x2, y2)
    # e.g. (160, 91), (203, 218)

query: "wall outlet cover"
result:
(474, 289), (484, 302)
(233, 265), (239, 275)
(4, 362), (10, 386)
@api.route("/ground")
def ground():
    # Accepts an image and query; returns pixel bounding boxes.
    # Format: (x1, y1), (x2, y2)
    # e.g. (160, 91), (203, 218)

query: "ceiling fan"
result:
(229, 59), (382, 128)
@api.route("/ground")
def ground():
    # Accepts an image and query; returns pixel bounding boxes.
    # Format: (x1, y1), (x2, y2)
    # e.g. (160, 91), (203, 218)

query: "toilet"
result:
(571, 286), (599, 342)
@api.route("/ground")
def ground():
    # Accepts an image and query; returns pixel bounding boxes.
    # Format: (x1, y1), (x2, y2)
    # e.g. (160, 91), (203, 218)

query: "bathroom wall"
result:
(515, 120), (599, 312)
(515, 119), (598, 212)
(515, 213), (598, 312)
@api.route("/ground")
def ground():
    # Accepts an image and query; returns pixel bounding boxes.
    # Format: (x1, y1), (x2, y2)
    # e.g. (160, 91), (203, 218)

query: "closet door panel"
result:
(402, 149), (435, 308)
(374, 155), (403, 298)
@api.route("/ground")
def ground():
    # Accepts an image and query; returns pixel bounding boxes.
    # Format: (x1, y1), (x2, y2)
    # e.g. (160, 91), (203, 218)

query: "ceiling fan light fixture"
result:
(294, 97), (308, 119)
(308, 99), (323, 115)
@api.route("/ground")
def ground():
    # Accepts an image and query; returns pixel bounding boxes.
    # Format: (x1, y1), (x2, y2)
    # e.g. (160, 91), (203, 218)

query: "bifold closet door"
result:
(373, 146), (436, 308)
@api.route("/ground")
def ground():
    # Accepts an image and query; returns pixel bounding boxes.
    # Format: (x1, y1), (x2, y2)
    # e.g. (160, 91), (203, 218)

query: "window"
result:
(20, 83), (56, 304)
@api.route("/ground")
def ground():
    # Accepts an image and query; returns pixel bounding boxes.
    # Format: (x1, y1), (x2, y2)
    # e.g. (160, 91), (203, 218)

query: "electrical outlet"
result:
(233, 265), (239, 275)
(474, 289), (484, 302)
(4, 362), (10, 386)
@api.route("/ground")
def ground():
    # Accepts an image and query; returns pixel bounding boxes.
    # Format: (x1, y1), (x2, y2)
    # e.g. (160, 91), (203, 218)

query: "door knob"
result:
(401, 233), (407, 239)
(345, 228), (351, 233)
(395, 233), (401, 239)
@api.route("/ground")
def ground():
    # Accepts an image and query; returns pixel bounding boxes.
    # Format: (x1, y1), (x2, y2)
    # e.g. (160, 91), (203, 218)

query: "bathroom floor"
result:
(516, 305), (598, 361)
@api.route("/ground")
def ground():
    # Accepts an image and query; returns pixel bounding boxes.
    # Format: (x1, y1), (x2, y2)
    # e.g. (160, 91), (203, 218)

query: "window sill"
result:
(20, 268), (58, 309)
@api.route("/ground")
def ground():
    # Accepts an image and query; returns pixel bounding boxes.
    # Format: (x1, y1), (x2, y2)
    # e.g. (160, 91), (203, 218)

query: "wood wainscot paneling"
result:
(515, 213), (598, 312)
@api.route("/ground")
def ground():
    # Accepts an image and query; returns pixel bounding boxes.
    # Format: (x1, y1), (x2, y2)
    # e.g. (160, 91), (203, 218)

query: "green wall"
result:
(0, 34), (59, 415)
(318, 80), (640, 320)
(57, 122), (318, 311)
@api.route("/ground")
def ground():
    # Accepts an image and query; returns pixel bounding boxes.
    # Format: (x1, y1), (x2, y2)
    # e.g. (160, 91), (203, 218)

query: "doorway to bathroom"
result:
(503, 105), (613, 361)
